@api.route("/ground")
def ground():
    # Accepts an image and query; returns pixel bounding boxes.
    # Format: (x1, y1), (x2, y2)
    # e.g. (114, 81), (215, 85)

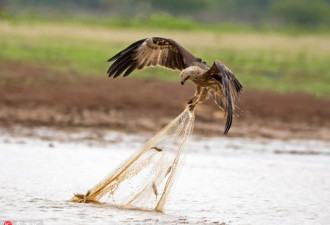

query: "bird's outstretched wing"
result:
(206, 60), (243, 134)
(107, 37), (197, 78)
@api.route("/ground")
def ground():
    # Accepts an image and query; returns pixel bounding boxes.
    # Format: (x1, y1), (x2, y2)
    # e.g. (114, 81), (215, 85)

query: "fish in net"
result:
(71, 105), (195, 212)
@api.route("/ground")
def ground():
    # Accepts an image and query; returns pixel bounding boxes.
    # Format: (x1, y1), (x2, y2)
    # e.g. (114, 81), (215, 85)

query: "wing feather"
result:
(151, 51), (160, 66)
(107, 37), (197, 78)
(113, 60), (133, 78)
(206, 60), (243, 134)
(107, 39), (145, 62)
(107, 53), (131, 75)
(123, 63), (138, 77)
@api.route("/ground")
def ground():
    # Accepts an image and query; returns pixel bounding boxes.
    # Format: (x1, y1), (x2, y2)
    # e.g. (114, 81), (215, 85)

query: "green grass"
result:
(3, 12), (330, 35)
(0, 17), (330, 97)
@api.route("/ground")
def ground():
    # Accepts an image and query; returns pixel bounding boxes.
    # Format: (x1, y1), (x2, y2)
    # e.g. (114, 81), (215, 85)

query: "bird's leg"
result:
(189, 87), (209, 111)
(196, 88), (210, 104)
(188, 102), (196, 111)
(188, 86), (201, 110)
(187, 85), (201, 104)
(187, 95), (196, 104)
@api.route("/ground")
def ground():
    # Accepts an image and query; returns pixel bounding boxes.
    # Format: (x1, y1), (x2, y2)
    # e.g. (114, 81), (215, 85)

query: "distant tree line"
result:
(2, 0), (330, 28)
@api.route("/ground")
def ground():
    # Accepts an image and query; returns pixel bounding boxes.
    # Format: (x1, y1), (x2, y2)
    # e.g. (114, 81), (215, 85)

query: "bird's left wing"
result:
(107, 37), (197, 78)
(205, 60), (243, 134)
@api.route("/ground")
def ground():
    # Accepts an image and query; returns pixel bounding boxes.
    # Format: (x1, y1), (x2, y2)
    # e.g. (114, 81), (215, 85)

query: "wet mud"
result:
(0, 61), (329, 140)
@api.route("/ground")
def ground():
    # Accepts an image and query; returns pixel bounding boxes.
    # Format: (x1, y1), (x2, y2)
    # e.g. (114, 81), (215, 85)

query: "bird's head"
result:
(180, 66), (204, 85)
(180, 71), (190, 85)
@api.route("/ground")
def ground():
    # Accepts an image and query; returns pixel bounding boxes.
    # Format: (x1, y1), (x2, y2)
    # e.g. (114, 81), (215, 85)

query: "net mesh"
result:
(71, 106), (195, 212)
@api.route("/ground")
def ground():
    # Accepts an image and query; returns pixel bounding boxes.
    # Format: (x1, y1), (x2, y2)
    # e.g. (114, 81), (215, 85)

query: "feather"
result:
(205, 60), (243, 134)
(107, 37), (199, 78)
(123, 63), (137, 77)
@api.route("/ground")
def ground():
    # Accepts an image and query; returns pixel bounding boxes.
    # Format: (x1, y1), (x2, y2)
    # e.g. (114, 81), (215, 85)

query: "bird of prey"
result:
(107, 37), (243, 134)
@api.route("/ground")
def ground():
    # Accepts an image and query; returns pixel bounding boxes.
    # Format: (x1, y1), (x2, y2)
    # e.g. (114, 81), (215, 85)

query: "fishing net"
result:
(71, 106), (195, 212)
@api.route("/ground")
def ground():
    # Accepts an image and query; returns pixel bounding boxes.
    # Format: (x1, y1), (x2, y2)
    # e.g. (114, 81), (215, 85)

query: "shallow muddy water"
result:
(0, 127), (329, 225)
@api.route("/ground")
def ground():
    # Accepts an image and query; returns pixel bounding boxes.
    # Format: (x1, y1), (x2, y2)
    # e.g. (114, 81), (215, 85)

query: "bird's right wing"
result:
(107, 37), (198, 78)
(205, 60), (243, 134)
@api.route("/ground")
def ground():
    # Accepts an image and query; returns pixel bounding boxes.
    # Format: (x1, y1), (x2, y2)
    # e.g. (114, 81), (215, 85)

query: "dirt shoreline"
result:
(1, 61), (329, 140)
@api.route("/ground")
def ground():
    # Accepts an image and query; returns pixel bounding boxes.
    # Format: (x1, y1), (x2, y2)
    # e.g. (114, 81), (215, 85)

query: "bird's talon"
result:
(188, 104), (196, 111)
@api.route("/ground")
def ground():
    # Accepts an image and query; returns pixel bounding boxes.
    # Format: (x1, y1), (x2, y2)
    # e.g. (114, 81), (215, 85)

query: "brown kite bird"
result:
(107, 37), (243, 134)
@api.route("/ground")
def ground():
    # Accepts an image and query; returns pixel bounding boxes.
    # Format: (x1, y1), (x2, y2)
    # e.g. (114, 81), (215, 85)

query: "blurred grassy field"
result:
(1, 18), (330, 97)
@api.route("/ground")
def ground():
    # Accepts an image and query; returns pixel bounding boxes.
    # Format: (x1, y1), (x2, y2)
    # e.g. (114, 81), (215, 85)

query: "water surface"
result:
(0, 128), (329, 225)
